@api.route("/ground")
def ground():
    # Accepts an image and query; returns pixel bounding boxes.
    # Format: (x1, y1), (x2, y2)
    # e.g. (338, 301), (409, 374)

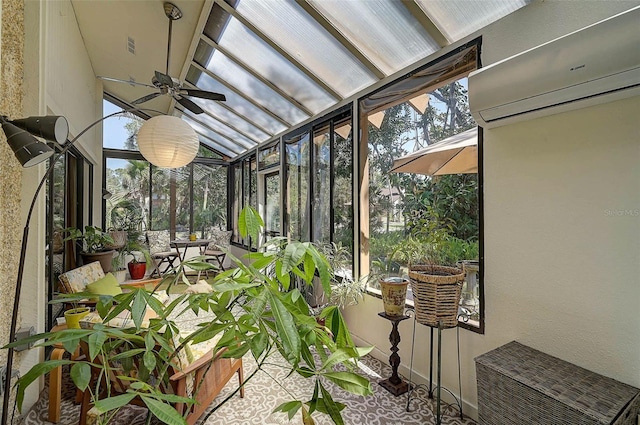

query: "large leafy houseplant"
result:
(6, 207), (373, 425)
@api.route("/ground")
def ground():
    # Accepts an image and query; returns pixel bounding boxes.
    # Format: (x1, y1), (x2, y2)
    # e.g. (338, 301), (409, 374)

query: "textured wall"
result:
(0, 0), (25, 417)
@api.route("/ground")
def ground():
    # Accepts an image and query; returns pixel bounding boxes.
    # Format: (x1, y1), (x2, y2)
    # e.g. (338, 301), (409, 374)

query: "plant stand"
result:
(378, 312), (411, 396)
(405, 308), (464, 425)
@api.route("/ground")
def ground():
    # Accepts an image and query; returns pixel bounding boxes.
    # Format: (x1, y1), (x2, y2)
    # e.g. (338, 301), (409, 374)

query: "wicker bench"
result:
(475, 341), (639, 425)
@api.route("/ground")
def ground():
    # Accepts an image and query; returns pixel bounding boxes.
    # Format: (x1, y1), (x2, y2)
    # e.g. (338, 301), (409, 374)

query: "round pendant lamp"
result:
(137, 115), (199, 168)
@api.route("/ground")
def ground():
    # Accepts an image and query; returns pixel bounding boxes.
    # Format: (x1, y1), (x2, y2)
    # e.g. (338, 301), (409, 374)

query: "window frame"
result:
(357, 39), (484, 334)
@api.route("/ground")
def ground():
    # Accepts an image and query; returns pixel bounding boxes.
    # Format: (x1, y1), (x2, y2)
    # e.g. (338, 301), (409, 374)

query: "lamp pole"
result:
(1, 109), (153, 425)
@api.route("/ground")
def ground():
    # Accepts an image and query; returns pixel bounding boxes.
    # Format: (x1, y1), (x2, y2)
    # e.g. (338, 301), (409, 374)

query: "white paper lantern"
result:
(137, 115), (199, 168)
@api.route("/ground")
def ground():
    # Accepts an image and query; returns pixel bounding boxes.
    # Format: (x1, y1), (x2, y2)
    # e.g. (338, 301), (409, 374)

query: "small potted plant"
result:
(113, 238), (152, 280)
(63, 225), (115, 273)
(370, 249), (410, 317)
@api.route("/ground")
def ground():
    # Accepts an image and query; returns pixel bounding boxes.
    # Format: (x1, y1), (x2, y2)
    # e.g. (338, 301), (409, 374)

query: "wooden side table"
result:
(48, 324), (67, 423)
(378, 312), (410, 396)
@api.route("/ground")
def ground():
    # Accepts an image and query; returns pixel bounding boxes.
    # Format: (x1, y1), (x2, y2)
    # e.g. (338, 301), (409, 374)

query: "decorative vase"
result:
(80, 250), (115, 273)
(113, 269), (127, 283)
(64, 307), (90, 329)
(128, 262), (146, 280)
(380, 277), (409, 317)
(409, 265), (465, 328)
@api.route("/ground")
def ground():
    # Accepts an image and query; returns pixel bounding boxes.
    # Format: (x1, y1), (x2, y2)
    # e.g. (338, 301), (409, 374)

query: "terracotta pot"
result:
(380, 277), (409, 317)
(80, 250), (115, 273)
(128, 261), (146, 280)
(64, 307), (89, 329)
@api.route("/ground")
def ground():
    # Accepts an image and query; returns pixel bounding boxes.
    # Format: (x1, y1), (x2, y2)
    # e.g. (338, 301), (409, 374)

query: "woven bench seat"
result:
(475, 341), (639, 425)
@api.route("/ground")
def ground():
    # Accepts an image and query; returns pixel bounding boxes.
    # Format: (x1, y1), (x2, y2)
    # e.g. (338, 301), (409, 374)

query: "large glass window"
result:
(285, 131), (310, 241)
(230, 154), (257, 248)
(283, 110), (354, 259)
(359, 44), (483, 332)
(103, 99), (229, 244)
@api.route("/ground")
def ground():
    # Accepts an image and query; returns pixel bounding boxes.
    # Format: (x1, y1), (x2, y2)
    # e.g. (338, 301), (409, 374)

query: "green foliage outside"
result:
(368, 79), (479, 283)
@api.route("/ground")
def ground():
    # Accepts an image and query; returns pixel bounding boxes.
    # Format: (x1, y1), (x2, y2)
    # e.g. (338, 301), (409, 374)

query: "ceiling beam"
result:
(295, 0), (386, 80)
(402, 0), (450, 48)
(215, 0), (343, 100)
(200, 35), (316, 117)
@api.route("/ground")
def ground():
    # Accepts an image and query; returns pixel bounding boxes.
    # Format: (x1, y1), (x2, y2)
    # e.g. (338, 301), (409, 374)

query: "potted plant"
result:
(6, 207), (373, 425)
(113, 238), (152, 281)
(370, 247), (410, 317)
(405, 208), (465, 328)
(63, 225), (116, 273)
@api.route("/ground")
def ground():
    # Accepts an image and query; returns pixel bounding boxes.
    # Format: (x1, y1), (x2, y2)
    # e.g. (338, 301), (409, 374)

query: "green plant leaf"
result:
(322, 371), (373, 396)
(143, 350), (157, 371)
(70, 362), (91, 391)
(267, 289), (300, 363)
(88, 330), (107, 361)
(238, 206), (263, 240)
(142, 396), (188, 425)
(319, 381), (344, 425)
(302, 405), (315, 425)
(15, 360), (72, 411)
(250, 332), (268, 359)
(93, 393), (137, 414)
(273, 400), (302, 420)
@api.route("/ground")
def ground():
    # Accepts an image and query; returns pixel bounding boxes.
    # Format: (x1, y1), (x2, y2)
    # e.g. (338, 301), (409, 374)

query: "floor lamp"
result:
(0, 109), (165, 425)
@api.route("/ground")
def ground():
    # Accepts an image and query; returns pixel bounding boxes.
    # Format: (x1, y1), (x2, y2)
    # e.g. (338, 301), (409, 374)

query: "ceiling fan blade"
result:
(132, 92), (161, 105)
(154, 70), (174, 87)
(183, 89), (226, 102)
(176, 96), (204, 114)
(97, 76), (156, 88)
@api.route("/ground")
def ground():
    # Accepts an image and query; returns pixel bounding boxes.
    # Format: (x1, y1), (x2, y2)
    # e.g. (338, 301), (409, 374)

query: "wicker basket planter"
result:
(409, 265), (464, 328)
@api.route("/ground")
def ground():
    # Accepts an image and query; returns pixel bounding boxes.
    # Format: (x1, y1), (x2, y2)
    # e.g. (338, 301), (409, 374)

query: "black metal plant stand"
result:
(377, 312), (411, 396)
(405, 307), (464, 425)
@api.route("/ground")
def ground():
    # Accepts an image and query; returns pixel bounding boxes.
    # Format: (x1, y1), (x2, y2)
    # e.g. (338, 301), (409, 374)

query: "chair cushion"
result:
(86, 273), (122, 297)
(207, 230), (231, 250)
(146, 230), (172, 254)
(58, 261), (106, 293)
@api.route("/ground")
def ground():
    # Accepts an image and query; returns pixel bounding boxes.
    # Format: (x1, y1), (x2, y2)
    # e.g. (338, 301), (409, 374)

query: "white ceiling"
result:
(72, 0), (530, 159)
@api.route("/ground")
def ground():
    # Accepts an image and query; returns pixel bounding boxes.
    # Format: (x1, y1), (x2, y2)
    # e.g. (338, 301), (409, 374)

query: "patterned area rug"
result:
(20, 351), (476, 425)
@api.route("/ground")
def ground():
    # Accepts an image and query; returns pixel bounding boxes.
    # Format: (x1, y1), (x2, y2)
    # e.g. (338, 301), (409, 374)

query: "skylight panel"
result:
(229, 0), (377, 97)
(203, 49), (310, 126)
(308, 0), (440, 76)
(414, 0), (531, 41)
(213, 16), (337, 114)
(187, 65), (287, 135)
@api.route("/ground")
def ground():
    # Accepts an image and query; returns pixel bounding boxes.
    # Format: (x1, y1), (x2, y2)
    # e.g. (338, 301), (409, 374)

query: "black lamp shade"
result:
(2, 122), (54, 167)
(10, 115), (68, 143)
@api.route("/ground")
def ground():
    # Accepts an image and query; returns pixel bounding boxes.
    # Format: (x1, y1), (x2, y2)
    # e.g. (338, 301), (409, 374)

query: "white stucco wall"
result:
(344, 0), (640, 419)
(18, 0), (103, 413)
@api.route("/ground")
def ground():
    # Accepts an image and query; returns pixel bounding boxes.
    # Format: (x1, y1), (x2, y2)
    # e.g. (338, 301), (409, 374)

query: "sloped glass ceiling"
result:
(183, 0), (530, 159)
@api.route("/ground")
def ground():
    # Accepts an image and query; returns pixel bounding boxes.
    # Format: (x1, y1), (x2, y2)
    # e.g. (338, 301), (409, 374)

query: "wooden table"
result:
(120, 276), (162, 289)
(48, 324), (76, 423)
(170, 239), (211, 262)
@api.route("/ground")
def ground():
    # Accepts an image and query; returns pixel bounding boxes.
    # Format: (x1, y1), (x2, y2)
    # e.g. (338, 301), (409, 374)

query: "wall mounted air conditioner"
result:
(469, 6), (640, 128)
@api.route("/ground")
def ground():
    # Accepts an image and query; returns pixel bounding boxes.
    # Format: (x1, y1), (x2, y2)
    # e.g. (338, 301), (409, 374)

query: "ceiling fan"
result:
(98, 2), (225, 115)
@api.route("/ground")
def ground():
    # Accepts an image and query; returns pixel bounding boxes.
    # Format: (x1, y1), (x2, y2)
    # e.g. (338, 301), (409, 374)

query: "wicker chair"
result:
(146, 230), (179, 277)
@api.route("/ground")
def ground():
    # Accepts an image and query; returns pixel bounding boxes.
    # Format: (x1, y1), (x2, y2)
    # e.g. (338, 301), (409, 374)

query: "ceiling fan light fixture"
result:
(137, 115), (199, 169)
(164, 2), (182, 20)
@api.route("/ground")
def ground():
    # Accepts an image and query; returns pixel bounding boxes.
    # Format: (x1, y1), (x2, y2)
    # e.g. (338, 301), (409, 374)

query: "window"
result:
(283, 109), (353, 255)
(230, 154), (257, 248)
(46, 147), (93, 330)
(103, 99), (228, 243)
(359, 43), (483, 332)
